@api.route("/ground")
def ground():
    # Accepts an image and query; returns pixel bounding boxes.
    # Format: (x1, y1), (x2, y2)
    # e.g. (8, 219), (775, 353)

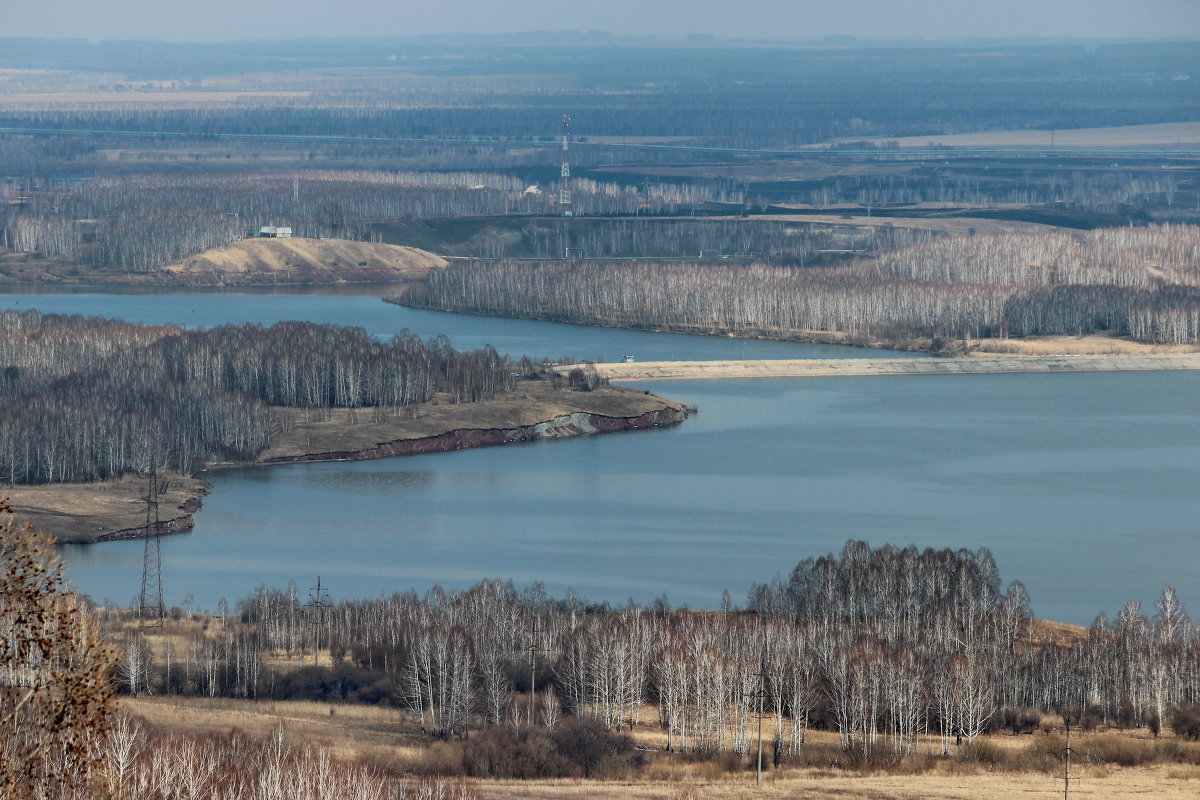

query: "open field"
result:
(121, 692), (1199, 800)
(479, 766), (1200, 800)
(580, 353), (1200, 382)
(858, 121), (1200, 150)
(122, 696), (412, 764)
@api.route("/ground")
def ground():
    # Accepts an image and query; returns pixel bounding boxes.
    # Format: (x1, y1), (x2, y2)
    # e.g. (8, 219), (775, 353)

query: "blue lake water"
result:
(3, 289), (1196, 625)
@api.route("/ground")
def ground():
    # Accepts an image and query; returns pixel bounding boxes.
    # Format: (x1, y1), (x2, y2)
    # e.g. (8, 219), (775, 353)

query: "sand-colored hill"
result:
(161, 238), (447, 284)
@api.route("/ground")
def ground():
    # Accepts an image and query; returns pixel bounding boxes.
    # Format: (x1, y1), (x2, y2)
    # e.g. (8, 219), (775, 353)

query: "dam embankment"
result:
(578, 353), (1200, 381)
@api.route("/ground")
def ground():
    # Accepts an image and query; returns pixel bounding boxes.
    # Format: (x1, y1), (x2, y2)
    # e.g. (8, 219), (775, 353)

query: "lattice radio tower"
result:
(138, 469), (167, 628)
(559, 114), (573, 216)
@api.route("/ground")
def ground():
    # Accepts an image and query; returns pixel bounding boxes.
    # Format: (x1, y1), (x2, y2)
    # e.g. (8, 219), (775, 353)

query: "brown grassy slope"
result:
(160, 238), (446, 281)
(3, 474), (207, 544)
(969, 333), (1200, 355)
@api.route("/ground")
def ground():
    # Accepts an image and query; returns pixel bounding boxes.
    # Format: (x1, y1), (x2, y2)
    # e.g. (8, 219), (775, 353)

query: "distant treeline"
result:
(111, 541), (1199, 762)
(0, 170), (740, 271)
(403, 225), (1200, 345)
(0, 310), (514, 484)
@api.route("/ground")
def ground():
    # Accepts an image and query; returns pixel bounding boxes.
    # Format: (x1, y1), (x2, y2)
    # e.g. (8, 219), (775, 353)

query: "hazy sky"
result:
(5, 0), (1199, 43)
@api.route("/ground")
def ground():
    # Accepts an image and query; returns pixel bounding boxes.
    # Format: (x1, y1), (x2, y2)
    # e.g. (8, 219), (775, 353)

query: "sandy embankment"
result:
(160, 238), (447, 284)
(580, 353), (1200, 381)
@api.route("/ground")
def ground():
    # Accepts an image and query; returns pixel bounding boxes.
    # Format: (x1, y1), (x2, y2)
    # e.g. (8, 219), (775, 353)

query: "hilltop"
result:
(160, 237), (447, 284)
(0, 237), (447, 286)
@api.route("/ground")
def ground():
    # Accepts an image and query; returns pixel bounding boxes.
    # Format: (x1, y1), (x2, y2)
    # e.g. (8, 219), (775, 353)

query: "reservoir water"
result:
(3, 289), (1197, 625)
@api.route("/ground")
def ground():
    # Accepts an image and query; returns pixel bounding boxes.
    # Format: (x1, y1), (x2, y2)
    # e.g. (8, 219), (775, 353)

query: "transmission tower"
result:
(309, 576), (330, 666)
(138, 470), (167, 628)
(559, 114), (573, 217)
(525, 618), (546, 725)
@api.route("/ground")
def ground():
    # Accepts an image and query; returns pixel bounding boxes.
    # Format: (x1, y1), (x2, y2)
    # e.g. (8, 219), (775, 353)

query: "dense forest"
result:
(403, 224), (1200, 345)
(0, 310), (515, 484)
(106, 542), (1199, 764)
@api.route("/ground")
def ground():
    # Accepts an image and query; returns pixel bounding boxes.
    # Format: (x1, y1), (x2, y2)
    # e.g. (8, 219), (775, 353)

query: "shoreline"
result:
(391, 298), (1200, 357)
(389, 296), (926, 353)
(259, 406), (687, 466)
(9, 383), (687, 544)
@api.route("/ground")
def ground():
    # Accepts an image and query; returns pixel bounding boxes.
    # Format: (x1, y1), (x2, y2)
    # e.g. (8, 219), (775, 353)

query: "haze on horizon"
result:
(5, 0), (1199, 44)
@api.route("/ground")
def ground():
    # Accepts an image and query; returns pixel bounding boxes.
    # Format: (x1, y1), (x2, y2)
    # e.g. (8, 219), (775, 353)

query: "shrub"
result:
(462, 727), (573, 779)
(956, 739), (1007, 767)
(270, 664), (395, 704)
(993, 707), (1042, 735)
(462, 719), (644, 779)
(1171, 705), (1200, 741)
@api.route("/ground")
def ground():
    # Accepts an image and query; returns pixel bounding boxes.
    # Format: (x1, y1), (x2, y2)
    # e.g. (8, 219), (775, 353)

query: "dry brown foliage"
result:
(0, 499), (118, 798)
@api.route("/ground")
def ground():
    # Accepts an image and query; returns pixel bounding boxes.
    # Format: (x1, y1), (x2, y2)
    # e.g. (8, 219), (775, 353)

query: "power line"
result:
(138, 469), (167, 629)
(309, 576), (330, 667)
(559, 114), (573, 216)
(526, 618), (546, 726)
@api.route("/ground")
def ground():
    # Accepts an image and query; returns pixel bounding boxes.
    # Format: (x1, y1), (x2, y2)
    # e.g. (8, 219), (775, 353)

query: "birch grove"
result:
(100, 544), (1200, 763)
(406, 224), (1200, 344)
(0, 311), (516, 484)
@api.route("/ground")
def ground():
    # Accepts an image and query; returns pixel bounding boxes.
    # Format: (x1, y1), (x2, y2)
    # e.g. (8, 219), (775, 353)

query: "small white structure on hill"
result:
(258, 226), (293, 238)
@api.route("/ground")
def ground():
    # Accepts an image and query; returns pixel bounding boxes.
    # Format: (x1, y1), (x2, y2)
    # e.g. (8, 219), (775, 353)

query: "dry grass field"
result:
(3, 474), (207, 544)
(479, 767), (1199, 800)
(970, 333), (1200, 355)
(121, 692), (1199, 800)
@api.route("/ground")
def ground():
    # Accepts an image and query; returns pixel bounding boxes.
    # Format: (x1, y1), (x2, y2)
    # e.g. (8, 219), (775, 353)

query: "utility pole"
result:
(756, 651), (766, 788)
(138, 469), (167, 629)
(1062, 716), (1074, 800)
(309, 576), (329, 666)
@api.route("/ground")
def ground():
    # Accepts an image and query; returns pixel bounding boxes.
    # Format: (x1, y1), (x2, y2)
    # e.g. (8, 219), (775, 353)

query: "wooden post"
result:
(527, 619), (542, 726)
(1060, 714), (1076, 800)
(756, 649), (766, 788)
